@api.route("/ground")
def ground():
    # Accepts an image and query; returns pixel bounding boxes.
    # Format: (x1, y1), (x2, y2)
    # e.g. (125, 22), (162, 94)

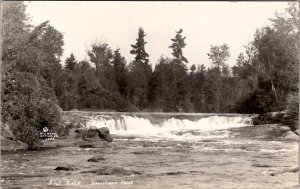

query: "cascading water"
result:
(3, 111), (297, 189)
(85, 114), (254, 140)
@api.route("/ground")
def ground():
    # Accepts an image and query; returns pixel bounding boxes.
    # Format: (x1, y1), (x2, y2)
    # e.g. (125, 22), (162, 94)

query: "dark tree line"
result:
(1, 2), (298, 146)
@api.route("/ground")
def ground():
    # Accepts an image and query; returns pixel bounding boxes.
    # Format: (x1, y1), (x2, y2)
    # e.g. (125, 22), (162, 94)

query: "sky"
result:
(26, 1), (290, 68)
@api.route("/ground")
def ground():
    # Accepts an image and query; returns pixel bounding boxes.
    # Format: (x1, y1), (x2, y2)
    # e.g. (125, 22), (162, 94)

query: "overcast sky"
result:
(26, 1), (290, 68)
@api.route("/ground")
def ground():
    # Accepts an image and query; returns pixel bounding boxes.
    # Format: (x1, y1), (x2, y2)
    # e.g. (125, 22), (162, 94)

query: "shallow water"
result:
(1, 113), (298, 189)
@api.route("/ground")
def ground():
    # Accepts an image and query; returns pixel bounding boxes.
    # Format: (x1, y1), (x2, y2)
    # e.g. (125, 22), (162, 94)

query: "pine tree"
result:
(113, 49), (128, 97)
(128, 27), (152, 110)
(130, 27), (149, 64)
(148, 56), (172, 111)
(169, 29), (188, 63)
(168, 29), (191, 112)
(64, 53), (77, 72)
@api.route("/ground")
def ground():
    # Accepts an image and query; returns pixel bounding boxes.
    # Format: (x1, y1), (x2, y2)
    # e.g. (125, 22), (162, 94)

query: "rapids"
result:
(1, 112), (298, 189)
(85, 113), (254, 140)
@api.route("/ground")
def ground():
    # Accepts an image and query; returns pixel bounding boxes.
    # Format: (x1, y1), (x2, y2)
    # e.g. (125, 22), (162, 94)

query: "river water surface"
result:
(1, 112), (298, 189)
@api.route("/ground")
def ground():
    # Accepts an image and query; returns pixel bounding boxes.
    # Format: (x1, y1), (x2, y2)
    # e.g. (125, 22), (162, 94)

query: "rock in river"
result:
(75, 127), (113, 142)
(97, 127), (113, 142)
(87, 156), (106, 162)
(79, 144), (95, 148)
(54, 165), (75, 171)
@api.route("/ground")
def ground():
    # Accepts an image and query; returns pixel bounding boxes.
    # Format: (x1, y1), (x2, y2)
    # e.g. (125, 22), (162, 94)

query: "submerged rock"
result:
(87, 156), (105, 162)
(132, 150), (160, 155)
(79, 144), (95, 148)
(175, 129), (201, 136)
(54, 165), (75, 171)
(75, 127), (113, 142)
(251, 164), (272, 168)
(164, 171), (186, 175)
(270, 167), (298, 176)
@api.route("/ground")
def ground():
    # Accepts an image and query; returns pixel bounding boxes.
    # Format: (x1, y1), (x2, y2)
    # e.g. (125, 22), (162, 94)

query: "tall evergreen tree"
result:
(64, 53), (77, 72)
(149, 56), (172, 111)
(169, 29), (188, 63)
(189, 64), (206, 112)
(130, 27), (149, 64)
(128, 27), (152, 110)
(167, 29), (192, 112)
(113, 49), (128, 98)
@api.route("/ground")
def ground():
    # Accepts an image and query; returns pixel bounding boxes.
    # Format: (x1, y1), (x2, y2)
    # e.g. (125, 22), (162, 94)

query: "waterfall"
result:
(83, 113), (254, 140)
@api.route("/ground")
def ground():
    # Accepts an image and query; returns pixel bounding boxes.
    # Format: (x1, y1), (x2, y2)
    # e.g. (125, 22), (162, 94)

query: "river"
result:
(1, 112), (298, 189)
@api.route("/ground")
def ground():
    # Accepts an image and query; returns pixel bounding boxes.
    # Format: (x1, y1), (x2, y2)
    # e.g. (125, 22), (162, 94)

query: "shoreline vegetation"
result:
(1, 2), (299, 150)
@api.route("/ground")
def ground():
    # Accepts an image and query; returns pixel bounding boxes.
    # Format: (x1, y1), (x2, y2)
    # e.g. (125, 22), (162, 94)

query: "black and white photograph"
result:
(1, 1), (299, 188)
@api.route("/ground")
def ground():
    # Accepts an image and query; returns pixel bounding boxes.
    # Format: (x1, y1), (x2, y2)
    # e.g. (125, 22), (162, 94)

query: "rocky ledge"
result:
(252, 111), (298, 131)
(1, 126), (113, 152)
(229, 124), (298, 141)
(39, 126), (113, 150)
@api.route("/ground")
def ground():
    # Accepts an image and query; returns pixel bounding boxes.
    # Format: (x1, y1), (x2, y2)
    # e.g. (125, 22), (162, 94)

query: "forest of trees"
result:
(1, 2), (299, 146)
(55, 5), (299, 114)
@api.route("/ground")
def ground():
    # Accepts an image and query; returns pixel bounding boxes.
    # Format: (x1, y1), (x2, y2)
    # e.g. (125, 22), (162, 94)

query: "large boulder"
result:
(75, 127), (113, 142)
(97, 127), (113, 142)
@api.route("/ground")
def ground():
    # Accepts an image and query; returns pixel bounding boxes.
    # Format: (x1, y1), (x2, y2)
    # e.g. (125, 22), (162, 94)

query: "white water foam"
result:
(85, 115), (253, 141)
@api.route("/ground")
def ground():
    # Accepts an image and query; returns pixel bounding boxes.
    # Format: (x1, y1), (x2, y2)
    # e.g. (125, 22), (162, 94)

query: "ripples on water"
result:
(1, 113), (298, 189)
